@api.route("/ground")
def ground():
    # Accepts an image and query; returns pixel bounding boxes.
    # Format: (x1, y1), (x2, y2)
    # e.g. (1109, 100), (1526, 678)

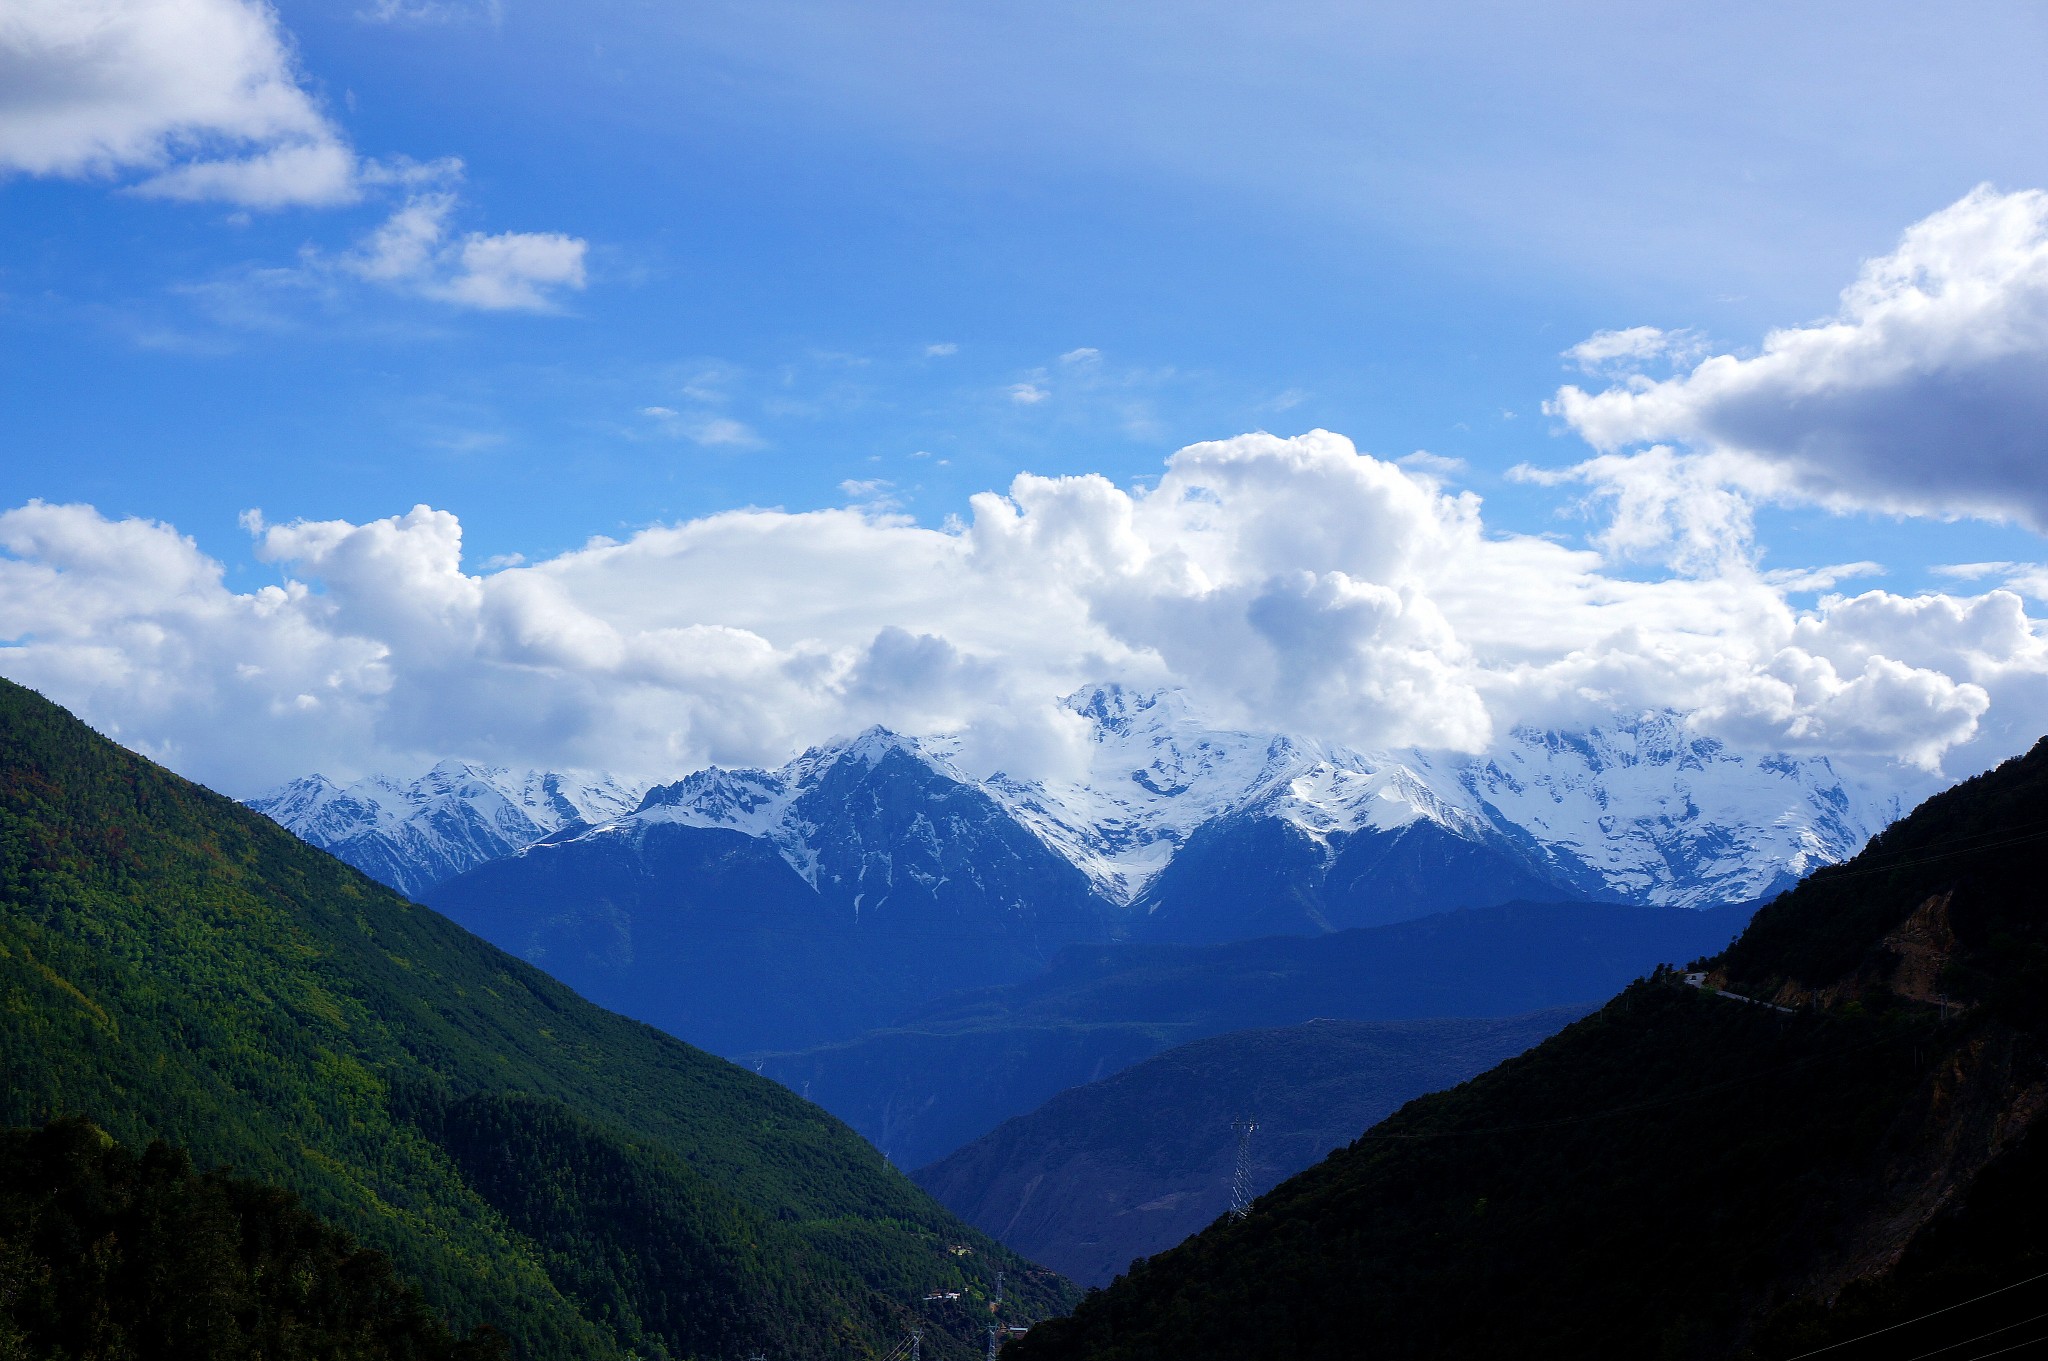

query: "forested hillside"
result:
(0, 1117), (507, 1361)
(0, 679), (1071, 1359)
(1012, 739), (2048, 1361)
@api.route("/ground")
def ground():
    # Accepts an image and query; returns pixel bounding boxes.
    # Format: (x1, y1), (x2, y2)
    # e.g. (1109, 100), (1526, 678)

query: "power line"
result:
(1902, 1307), (2048, 1361)
(1777, 1267), (2048, 1360)
(1948, 1332), (2048, 1361)
(1357, 1026), (1915, 1145)
(1801, 824), (2048, 884)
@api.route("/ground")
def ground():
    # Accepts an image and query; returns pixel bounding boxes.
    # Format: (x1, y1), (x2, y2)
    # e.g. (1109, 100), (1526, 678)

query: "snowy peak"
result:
(785, 724), (963, 786)
(587, 726), (972, 889)
(989, 689), (1897, 911)
(257, 689), (1905, 925)
(531, 721), (1103, 948)
(250, 763), (646, 899)
(1242, 756), (1483, 841)
(990, 687), (1467, 905)
(1062, 681), (1201, 739)
(1462, 715), (1897, 907)
(638, 766), (792, 831)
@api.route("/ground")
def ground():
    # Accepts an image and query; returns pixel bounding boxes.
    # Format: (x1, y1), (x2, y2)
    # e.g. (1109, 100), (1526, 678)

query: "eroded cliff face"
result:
(1737, 891), (1963, 1013)
(1809, 1024), (2045, 1296)
(1714, 890), (2046, 1311)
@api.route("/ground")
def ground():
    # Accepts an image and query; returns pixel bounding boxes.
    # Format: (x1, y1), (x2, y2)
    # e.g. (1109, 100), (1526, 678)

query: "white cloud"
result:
(640, 410), (761, 448)
(0, 0), (356, 207)
(838, 478), (901, 512)
(342, 192), (589, 312)
(1009, 382), (1049, 404)
(924, 342), (959, 357)
(1549, 186), (2048, 530)
(1512, 445), (1762, 575)
(134, 139), (358, 208)
(687, 416), (761, 448)
(348, 192), (453, 281)
(0, 1), (586, 307)
(357, 0), (502, 22)
(4, 431), (2043, 797)
(1564, 325), (1707, 374)
(1932, 561), (2022, 581)
(1760, 561), (1883, 593)
(434, 228), (587, 311)
(1397, 450), (1466, 479)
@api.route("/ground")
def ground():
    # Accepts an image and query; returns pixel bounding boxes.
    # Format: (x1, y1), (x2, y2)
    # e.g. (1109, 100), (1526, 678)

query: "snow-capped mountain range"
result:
(255, 683), (1902, 916)
(249, 761), (647, 899)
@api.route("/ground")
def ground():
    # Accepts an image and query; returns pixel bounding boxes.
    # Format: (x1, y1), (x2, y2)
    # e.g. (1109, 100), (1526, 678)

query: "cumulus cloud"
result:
(342, 190), (588, 311)
(1513, 445), (1762, 575)
(1549, 186), (2048, 531)
(1, 0), (587, 313)
(4, 431), (2043, 797)
(0, 0), (356, 206)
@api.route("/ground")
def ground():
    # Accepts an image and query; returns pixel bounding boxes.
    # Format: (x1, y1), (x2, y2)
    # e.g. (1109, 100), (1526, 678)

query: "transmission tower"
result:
(1229, 1118), (1259, 1219)
(910, 1326), (921, 1361)
(985, 1269), (1006, 1361)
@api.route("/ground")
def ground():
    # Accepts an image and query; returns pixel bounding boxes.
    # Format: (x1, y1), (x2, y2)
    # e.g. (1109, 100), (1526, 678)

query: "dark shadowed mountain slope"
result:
(1127, 813), (1569, 942)
(426, 820), (877, 1056)
(1010, 740), (2048, 1361)
(912, 1008), (1589, 1287)
(754, 899), (1753, 1168)
(0, 680), (1072, 1361)
(425, 734), (1112, 1055)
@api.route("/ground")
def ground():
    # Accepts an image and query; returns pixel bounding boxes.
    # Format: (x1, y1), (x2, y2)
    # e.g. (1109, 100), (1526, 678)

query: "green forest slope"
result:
(0, 1116), (508, 1361)
(0, 680), (1070, 1360)
(1012, 740), (2048, 1361)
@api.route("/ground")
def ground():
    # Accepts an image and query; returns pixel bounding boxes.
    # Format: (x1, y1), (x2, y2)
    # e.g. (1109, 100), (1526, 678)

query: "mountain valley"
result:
(1011, 736), (2048, 1360)
(750, 898), (1756, 1168)
(256, 686), (1899, 1062)
(0, 679), (1070, 1359)
(911, 1008), (1592, 1287)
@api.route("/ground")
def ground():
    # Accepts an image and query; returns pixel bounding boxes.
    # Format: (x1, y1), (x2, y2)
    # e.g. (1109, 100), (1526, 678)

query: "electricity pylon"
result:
(985, 1269), (1006, 1360)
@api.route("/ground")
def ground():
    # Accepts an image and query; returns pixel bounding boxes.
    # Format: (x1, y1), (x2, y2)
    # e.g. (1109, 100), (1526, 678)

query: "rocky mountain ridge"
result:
(258, 687), (1905, 924)
(249, 760), (645, 898)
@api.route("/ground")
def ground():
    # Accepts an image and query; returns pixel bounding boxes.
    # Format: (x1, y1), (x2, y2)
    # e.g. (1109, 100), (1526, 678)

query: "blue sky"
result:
(7, 0), (2048, 793)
